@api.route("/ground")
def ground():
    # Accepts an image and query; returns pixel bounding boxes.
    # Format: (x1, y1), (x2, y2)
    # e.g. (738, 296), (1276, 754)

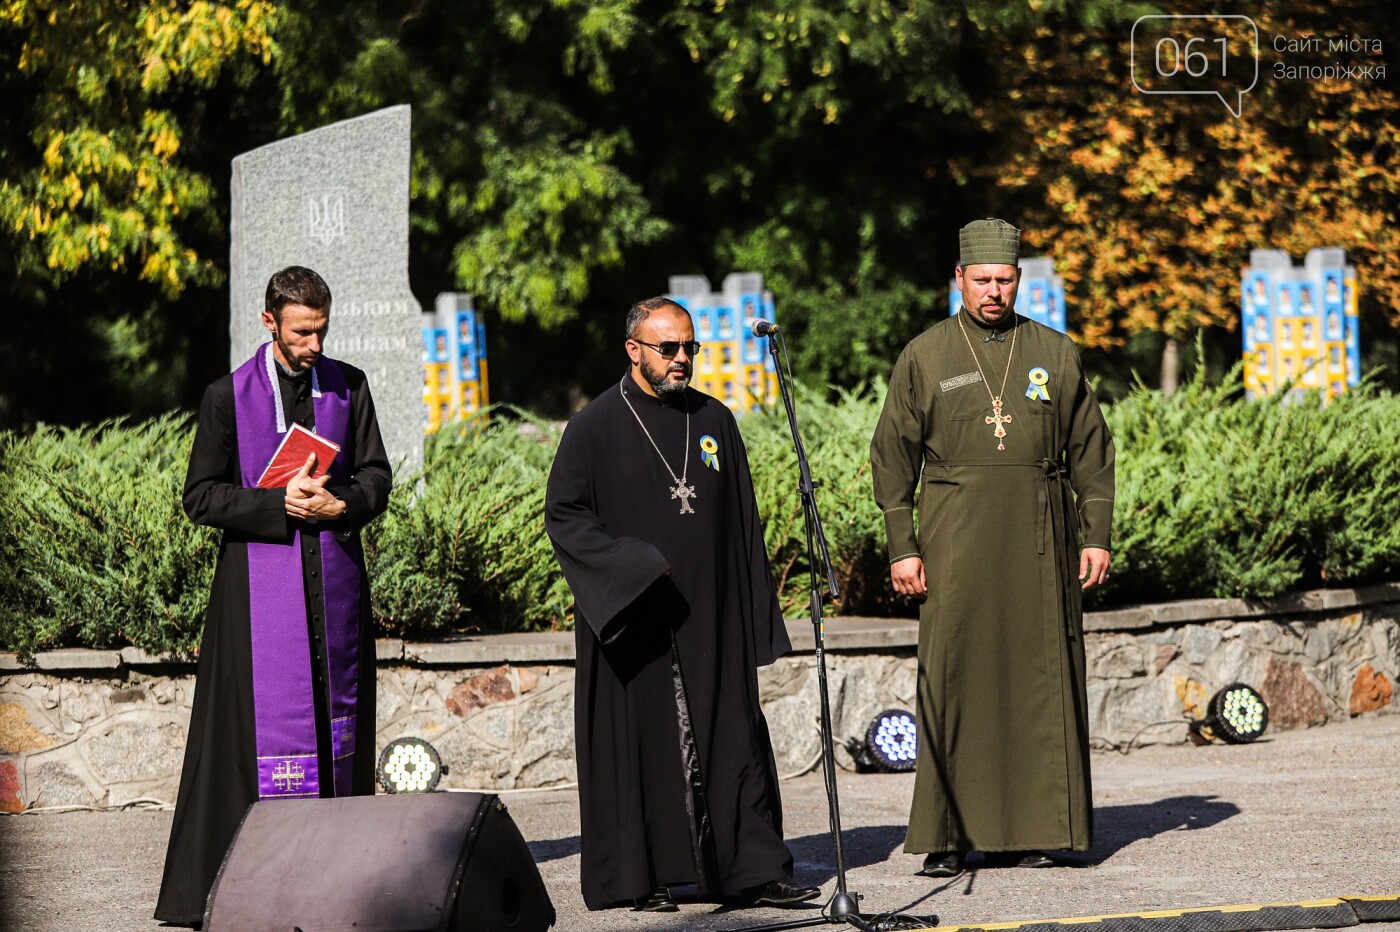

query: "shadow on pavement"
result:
(787, 823), (908, 887)
(1064, 794), (1241, 866)
(528, 835), (581, 864)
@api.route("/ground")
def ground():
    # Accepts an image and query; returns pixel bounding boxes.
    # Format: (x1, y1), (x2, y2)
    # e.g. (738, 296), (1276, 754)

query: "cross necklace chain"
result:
(957, 314), (1019, 452)
(620, 378), (696, 514)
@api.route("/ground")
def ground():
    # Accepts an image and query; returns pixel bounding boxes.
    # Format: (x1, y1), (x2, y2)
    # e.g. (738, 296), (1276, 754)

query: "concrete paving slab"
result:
(2, 715), (1398, 931)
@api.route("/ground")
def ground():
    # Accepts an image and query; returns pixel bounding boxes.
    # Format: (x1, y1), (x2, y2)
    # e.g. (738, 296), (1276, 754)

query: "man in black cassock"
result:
(155, 266), (391, 926)
(545, 297), (820, 913)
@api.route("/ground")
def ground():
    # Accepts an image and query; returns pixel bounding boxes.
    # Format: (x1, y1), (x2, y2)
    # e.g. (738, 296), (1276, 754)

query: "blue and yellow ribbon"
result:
(700, 435), (720, 471)
(1025, 367), (1050, 402)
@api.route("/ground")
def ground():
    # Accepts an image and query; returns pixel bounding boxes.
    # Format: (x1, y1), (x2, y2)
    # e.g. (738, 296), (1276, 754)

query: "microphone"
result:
(751, 319), (780, 337)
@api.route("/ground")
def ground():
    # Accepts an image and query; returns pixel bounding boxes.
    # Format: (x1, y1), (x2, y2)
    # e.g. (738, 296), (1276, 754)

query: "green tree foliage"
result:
(0, 0), (280, 295)
(271, 0), (668, 328)
(0, 414), (216, 660)
(2, 0), (1397, 426)
(9, 385), (1400, 659)
(364, 413), (573, 635)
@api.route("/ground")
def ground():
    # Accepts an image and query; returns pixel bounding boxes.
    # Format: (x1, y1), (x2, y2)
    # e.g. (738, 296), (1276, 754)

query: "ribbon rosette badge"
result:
(1025, 367), (1050, 401)
(700, 435), (720, 471)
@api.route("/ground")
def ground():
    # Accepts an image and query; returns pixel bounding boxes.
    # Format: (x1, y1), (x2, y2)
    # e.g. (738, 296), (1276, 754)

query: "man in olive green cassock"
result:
(869, 219), (1114, 877)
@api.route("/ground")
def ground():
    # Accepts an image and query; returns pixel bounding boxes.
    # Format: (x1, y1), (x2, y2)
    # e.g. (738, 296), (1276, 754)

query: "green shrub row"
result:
(4, 369), (1400, 659)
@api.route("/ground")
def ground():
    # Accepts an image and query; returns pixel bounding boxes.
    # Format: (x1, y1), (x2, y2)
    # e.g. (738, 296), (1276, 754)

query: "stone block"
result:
(148, 679), (187, 705)
(762, 690), (822, 777)
(758, 657), (813, 701)
(110, 687), (144, 704)
(376, 673), (410, 725)
(432, 718), (514, 787)
(59, 682), (105, 724)
(0, 758), (23, 812)
(1259, 656), (1329, 729)
(446, 665), (516, 716)
(1153, 644), (1179, 675)
(1209, 638), (1258, 687)
(514, 685), (575, 786)
(1304, 625), (1333, 664)
(1349, 663), (1394, 717)
(1369, 619), (1400, 674)
(1094, 644), (1148, 679)
(83, 720), (185, 783)
(1171, 675), (1211, 720)
(1181, 627), (1224, 666)
(1094, 680), (1172, 741)
(0, 701), (58, 754)
(230, 106), (424, 472)
(32, 761), (99, 808)
(35, 649), (122, 671)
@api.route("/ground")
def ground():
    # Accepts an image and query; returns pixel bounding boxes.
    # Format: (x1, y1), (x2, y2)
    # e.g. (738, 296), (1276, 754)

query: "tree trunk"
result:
(1161, 337), (1180, 396)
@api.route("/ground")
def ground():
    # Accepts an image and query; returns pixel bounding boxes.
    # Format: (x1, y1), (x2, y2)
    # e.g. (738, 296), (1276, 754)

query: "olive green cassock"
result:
(870, 311), (1114, 855)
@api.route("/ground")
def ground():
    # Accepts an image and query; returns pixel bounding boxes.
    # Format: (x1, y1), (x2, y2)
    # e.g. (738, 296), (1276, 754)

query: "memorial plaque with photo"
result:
(229, 105), (423, 472)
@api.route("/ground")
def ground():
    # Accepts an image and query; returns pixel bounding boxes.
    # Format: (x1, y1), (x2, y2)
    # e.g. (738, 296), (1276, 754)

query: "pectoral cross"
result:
(986, 397), (1012, 452)
(671, 481), (697, 515)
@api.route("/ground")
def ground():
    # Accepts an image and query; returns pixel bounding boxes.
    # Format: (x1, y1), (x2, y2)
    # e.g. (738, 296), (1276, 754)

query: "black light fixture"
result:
(377, 737), (445, 793)
(1188, 683), (1269, 745)
(849, 709), (918, 773)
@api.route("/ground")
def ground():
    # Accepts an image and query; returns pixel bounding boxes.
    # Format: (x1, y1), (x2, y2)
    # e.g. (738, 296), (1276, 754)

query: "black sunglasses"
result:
(634, 339), (701, 358)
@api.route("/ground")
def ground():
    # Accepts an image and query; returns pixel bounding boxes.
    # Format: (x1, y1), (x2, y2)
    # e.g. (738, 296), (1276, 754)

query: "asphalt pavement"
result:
(3, 714), (1398, 931)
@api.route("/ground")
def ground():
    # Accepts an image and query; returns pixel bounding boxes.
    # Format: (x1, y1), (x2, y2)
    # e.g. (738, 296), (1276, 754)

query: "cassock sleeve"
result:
(869, 346), (925, 564)
(327, 372), (392, 534)
(1064, 347), (1115, 551)
(726, 413), (791, 667)
(544, 418), (671, 644)
(183, 382), (290, 540)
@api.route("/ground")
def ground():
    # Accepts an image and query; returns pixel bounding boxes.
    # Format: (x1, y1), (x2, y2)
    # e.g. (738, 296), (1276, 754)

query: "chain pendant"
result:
(985, 397), (1012, 452)
(671, 481), (697, 515)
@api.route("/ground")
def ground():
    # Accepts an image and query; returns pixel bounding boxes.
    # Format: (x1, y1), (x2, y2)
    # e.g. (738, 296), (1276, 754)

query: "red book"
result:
(256, 423), (342, 489)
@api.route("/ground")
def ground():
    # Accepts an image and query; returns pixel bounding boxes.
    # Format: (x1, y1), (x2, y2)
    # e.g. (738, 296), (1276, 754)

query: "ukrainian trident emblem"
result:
(307, 193), (345, 247)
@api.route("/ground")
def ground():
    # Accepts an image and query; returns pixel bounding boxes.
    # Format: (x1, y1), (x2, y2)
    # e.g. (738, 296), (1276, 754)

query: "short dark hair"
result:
(265, 266), (332, 320)
(625, 296), (687, 340)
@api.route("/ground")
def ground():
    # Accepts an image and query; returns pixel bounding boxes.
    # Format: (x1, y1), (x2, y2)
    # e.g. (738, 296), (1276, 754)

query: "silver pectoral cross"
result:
(671, 481), (697, 515)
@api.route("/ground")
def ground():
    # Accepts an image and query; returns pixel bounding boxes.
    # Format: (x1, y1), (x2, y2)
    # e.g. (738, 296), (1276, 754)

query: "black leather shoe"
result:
(918, 852), (964, 877)
(633, 887), (678, 912)
(1016, 851), (1055, 869)
(744, 880), (821, 907)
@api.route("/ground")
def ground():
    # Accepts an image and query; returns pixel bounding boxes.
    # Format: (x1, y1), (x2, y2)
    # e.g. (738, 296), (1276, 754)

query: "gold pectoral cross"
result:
(671, 481), (696, 515)
(986, 397), (1012, 452)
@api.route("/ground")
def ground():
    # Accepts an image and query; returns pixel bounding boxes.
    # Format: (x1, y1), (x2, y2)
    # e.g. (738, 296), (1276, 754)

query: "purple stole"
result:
(232, 343), (362, 800)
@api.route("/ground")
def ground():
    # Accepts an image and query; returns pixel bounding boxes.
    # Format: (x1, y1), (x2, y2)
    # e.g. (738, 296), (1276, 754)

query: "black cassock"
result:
(545, 370), (794, 909)
(154, 361), (391, 926)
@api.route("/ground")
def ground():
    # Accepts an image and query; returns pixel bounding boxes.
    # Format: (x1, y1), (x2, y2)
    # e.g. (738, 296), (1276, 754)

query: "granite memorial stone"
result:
(229, 104), (423, 471)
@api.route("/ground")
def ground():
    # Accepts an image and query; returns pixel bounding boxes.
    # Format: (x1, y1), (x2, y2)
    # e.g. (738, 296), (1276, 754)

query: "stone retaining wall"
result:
(3, 585), (1398, 811)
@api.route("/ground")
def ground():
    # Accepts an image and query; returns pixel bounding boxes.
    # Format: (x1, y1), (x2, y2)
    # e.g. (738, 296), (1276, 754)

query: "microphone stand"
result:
(730, 328), (919, 932)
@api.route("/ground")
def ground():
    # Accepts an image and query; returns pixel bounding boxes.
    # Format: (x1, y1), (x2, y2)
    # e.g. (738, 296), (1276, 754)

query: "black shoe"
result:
(918, 852), (964, 877)
(1015, 851), (1055, 869)
(743, 880), (821, 907)
(633, 887), (678, 912)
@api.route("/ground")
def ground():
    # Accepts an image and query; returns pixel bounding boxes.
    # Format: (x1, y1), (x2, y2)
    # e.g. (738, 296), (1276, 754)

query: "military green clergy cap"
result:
(959, 218), (1021, 267)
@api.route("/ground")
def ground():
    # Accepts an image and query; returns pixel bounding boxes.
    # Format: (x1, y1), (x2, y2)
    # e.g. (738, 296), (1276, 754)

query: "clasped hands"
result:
(284, 453), (346, 524)
(889, 546), (1112, 598)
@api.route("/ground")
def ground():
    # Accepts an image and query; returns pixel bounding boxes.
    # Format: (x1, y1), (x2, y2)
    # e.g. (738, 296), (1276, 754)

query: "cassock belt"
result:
(922, 458), (1069, 556)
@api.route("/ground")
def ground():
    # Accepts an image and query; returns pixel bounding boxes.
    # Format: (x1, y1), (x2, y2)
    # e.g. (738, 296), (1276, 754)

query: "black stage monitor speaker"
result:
(204, 792), (555, 931)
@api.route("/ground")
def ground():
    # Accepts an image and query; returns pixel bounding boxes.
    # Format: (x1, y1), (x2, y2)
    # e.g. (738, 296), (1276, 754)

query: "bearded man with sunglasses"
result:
(545, 296), (818, 914)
